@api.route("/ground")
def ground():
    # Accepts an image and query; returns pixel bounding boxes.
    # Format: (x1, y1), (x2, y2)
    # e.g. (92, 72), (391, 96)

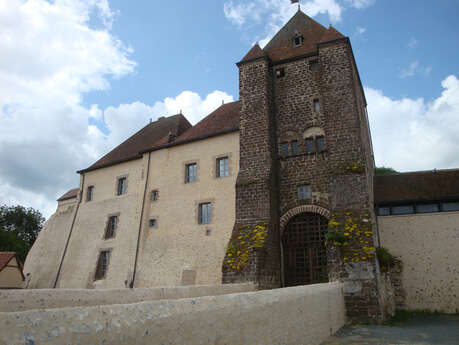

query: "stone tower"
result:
(222, 10), (387, 321)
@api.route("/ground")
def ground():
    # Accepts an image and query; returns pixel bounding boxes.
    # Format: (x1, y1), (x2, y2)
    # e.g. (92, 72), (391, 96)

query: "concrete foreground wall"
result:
(0, 283), (345, 345)
(379, 212), (459, 313)
(0, 283), (255, 312)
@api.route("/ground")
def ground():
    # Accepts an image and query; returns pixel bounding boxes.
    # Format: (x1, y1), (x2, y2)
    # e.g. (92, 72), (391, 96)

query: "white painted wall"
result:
(0, 283), (345, 345)
(378, 211), (459, 313)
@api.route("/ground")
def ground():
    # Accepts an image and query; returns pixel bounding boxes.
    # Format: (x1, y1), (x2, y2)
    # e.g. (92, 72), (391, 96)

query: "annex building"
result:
(24, 10), (459, 320)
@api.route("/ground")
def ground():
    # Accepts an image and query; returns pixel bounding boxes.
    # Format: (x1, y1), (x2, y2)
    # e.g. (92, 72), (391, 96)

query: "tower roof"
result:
(238, 10), (345, 64)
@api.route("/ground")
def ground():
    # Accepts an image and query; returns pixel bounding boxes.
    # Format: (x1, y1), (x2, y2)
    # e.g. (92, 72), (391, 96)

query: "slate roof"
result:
(79, 114), (192, 173)
(240, 10), (346, 64)
(374, 169), (459, 204)
(57, 188), (79, 202)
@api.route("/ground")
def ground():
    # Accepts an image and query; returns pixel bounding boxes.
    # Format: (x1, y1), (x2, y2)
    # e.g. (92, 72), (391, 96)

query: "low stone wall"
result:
(0, 283), (345, 345)
(0, 283), (255, 312)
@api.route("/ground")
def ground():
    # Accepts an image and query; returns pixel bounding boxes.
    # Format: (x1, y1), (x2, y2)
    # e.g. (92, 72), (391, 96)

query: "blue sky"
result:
(1, 0), (458, 217)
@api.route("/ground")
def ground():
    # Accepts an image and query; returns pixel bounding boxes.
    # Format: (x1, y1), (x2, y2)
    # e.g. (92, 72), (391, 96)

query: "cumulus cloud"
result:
(224, 0), (374, 47)
(0, 0), (233, 218)
(367, 75), (459, 172)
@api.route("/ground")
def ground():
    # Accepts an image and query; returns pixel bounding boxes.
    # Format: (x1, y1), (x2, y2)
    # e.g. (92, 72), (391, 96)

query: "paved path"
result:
(322, 314), (459, 345)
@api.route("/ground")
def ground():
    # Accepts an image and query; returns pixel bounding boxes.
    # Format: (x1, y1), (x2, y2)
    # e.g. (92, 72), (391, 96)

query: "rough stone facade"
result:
(222, 11), (386, 320)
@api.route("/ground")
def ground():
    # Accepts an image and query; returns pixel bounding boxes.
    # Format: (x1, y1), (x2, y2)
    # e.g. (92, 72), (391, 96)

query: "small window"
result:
(151, 190), (159, 202)
(306, 138), (316, 154)
(442, 202), (459, 212)
(105, 215), (117, 239)
(199, 203), (211, 224)
(149, 218), (157, 228)
(281, 142), (289, 157)
(86, 185), (94, 202)
(391, 205), (414, 215)
(317, 136), (326, 152)
(95, 250), (111, 280)
(293, 36), (303, 46)
(117, 177), (127, 195)
(217, 157), (229, 178)
(291, 141), (298, 155)
(186, 163), (197, 183)
(416, 203), (439, 214)
(378, 207), (390, 216)
(298, 185), (311, 200)
(276, 68), (285, 78)
(313, 99), (320, 112)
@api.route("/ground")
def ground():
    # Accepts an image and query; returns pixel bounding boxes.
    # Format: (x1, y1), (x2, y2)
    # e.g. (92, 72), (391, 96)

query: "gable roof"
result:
(260, 10), (345, 63)
(374, 169), (459, 204)
(0, 252), (17, 272)
(57, 188), (79, 202)
(79, 114), (192, 173)
(240, 44), (266, 63)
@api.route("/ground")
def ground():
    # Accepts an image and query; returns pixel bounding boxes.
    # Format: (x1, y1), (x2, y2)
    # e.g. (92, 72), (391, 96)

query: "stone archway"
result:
(280, 206), (330, 287)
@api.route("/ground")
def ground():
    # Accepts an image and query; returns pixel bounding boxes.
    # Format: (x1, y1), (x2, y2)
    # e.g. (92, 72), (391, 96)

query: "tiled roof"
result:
(57, 188), (79, 202)
(240, 44), (266, 63)
(0, 252), (16, 272)
(374, 169), (459, 204)
(172, 101), (241, 143)
(260, 10), (345, 63)
(80, 114), (191, 173)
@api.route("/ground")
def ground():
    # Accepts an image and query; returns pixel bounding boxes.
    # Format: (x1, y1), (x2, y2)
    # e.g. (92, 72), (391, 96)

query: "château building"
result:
(24, 10), (459, 320)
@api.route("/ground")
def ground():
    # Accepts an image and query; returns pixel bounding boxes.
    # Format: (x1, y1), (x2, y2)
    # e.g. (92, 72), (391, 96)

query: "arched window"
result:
(303, 127), (326, 154)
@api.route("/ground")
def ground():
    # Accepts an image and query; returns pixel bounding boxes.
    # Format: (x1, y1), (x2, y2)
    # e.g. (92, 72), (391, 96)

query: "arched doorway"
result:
(282, 212), (328, 286)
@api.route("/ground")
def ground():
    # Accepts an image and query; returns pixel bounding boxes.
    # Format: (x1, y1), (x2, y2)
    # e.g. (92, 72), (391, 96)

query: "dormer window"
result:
(292, 34), (303, 47)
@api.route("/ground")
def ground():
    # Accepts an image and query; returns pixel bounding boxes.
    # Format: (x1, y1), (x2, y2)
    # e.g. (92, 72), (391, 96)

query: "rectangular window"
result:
(306, 138), (316, 154)
(117, 177), (127, 195)
(313, 99), (320, 112)
(298, 185), (311, 200)
(378, 207), (391, 216)
(105, 215), (117, 239)
(185, 163), (197, 183)
(149, 218), (157, 228)
(86, 185), (94, 201)
(199, 203), (211, 224)
(391, 205), (414, 215)
(281, 142), (289, 157)
(309, 59), (319, 71)
(216, 157), (229, 178)
(275, 68), (285, 78)
(95, 250), (110, 280)
(291, 141), (298, 155)
(416, 203), (440, 214)
(316, 136), (325, 152)
(151, 190), (159, 202)
(442, 202), (459, 212)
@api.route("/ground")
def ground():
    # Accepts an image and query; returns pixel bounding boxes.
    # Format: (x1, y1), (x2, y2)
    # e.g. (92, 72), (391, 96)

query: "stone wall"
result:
(0, 283), (345, 345)
(0, 283), (254, 312)
(378, 212), (459, 313)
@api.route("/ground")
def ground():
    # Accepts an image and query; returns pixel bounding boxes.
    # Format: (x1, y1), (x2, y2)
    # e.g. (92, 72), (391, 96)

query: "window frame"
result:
(151, 190), (159, 202)
(216, 157), (229, 178)
(117, 177), (127, 196)
(298, 185), (311, 201)
(104, 215), (118, 239)
(313, 98), (320, 112)
(305, 138), (316, 154)
(198, 202), (212, 224)
(290, 140), (299, 156)
(94, 250), (111, 281)
(149, 218), (157, 228)
(281, 142), (289, 157)
(185, 163), (197, 183)
(86, 185), (94, 202)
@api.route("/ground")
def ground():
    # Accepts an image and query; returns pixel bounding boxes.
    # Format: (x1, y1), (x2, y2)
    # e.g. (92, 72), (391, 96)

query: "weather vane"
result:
(291, 0), (300, 10)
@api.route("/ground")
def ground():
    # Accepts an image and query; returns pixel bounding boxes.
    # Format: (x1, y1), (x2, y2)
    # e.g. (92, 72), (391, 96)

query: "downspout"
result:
(53, 174), (84, 288)
(131, 151), (151, 288)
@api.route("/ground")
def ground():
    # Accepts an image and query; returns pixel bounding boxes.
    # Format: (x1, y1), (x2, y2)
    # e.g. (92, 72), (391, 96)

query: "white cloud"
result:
(0, 0), (233, 219)
(224, 0), (374, 48)
(400, 61), (420, 78)
(367, 75), (459, 172)
(355, 26), (366, 35)
(408, 37), (418, 49)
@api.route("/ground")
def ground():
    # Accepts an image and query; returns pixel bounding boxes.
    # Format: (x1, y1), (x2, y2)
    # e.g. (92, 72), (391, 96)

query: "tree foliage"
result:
(0, 205), (44, 262)
(375, 166), (398, 175)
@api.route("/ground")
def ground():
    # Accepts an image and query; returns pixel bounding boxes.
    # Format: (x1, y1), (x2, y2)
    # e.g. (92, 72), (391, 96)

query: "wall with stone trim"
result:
(379, 212), (459, 313)
(0, 283), (254, 312)
(0, 283), (345, 345)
